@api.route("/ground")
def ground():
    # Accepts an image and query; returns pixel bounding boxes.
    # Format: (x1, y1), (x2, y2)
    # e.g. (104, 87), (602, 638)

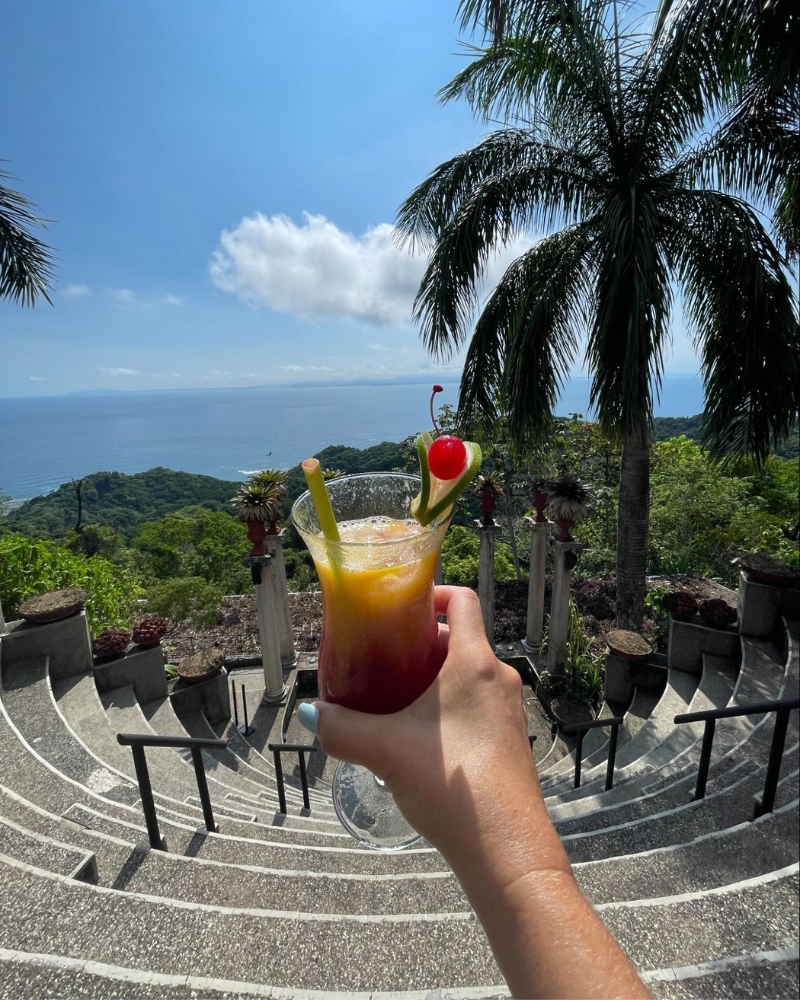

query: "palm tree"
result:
(397, 0), (798, 628)
(0, 166), (55, 306)
(655, 0), (799, 260)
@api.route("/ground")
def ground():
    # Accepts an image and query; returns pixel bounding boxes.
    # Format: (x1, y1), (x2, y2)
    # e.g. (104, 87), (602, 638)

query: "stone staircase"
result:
(0, 572), (797, 998)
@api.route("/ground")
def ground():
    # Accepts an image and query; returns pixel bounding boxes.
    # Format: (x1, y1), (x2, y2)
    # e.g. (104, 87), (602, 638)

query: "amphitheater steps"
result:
(647, 951), (799, 1000)
(539, 699), (619, 787)
(0, 814), (97, 883)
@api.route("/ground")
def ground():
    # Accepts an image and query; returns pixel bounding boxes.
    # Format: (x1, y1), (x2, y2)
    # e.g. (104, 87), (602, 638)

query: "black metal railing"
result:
(673, 696), (800, 818)
(117, 733), (227, 850)
(267, 742), (317, 814)
(560, 716), (625, 790)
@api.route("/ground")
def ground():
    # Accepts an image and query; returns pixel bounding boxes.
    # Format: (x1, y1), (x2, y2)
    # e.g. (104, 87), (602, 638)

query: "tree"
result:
(0, 167), (55, 305)
(655, 0), (799, 260)
(397, 0), (798, 627)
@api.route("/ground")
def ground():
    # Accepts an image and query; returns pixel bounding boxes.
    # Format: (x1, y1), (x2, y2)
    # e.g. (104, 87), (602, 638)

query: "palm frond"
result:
(459, 223), (593, 453)
(0, 169), (56, 307)
(663, 189), (799, 463)
(411, 155), (598, 358)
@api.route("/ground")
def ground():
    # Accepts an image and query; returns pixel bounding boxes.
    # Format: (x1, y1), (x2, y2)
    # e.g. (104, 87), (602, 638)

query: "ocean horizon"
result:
(0, 375), (705, 500)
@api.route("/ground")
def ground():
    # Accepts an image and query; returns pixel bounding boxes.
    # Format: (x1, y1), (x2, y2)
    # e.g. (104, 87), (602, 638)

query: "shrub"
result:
(144, 577), (222, 631)
(0, 534), (139, 634)
(440, 525), (517, 586)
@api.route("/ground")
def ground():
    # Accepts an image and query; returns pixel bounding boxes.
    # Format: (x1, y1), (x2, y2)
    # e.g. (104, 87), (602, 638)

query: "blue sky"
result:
(1, 0), (699, 398)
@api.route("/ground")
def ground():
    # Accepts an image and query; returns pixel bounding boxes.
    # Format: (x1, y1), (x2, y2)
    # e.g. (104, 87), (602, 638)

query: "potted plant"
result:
(542, 474), (592, 541)
(231, 469), (289, 555)
(18, 587), (87, 624)
(92, 627), (132, 660)
(132, 616), (169, 649)
(530, 479), (549, 523)
(698, 598), (737, 630)
(176, 647), (224, 685)
(737, 552), (800, 588)
(472, 471), (504, 525)
(606, 629), (653, 661)
(662, 591), (698, 621)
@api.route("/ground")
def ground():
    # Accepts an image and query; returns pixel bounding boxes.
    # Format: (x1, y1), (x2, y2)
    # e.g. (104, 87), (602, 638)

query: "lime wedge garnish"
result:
(411, 433), (482, 526)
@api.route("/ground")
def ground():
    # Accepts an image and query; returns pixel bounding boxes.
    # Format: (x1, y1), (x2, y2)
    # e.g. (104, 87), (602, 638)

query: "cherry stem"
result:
(429, 384), (443, 437)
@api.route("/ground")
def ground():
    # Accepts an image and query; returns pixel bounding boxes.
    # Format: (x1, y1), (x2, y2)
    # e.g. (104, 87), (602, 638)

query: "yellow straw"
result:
(301, 459), (341, 542)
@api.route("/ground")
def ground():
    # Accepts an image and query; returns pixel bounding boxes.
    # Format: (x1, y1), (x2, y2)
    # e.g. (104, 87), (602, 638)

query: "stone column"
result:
(522, 520), (550, 653)
(476, 521), (499, 643)
(546, 539), (582, 672)
(243, 554), (286, 704)
(264, 531), (297, 667)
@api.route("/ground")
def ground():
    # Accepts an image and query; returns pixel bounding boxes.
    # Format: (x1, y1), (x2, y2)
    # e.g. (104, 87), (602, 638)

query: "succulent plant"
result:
(92, 627), (131, 658)
(231, 469), (288, 524)
(698, 598), (737, 629)
(542, 474), (592, 522)
(662, 591), (698, 619)
(132, 617), (168, 647)
(321, 468), (346, 481)
(471, 471), (504, 497)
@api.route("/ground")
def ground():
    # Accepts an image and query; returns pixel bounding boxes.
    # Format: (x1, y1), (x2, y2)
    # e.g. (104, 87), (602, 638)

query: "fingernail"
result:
(297, 703), (319, 735)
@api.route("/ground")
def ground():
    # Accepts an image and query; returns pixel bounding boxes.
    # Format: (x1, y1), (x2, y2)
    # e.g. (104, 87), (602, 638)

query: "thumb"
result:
(313, 700), (394, 774)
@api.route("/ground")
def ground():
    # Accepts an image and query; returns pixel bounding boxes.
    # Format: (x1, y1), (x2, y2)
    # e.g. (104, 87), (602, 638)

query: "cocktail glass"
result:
(291, 472), (450, 849)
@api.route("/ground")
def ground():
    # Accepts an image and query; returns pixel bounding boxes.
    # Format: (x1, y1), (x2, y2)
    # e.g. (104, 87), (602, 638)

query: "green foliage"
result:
(6, 468), (242, 540)
(440, 524), (517, 586)
(134, 506), (250, 593)
(540, 600), (604, 707)
(0, 534), (139, 634)
(144, 577), (222, 631)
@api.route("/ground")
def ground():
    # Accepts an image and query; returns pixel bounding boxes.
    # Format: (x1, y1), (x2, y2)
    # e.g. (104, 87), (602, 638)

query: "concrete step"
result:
(0, 853), (797, 991)
(0, 814), (97, 882)
(0, 952), (278, 1000)
(561, 762), (800, 864)
(599, 867), (799, 979)
(61, 802), (444, 875)
(647, 950), (799, 999)
(3, 777), (797, 918)
(539, 700), (617, 785)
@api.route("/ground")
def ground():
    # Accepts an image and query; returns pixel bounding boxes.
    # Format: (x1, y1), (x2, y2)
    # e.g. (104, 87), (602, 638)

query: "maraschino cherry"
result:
(427, 384), (467, 480)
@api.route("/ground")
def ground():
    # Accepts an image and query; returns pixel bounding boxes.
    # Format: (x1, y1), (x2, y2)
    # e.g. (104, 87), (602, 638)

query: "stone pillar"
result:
(264, 531), (297, 667)
(476, 521), (499, 643)
(547, 539), (582, 672)
(522, 520), (550, 653)
(243, 555), (286, 704)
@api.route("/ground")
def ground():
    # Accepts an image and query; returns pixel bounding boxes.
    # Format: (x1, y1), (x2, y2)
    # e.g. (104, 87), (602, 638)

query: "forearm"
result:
(441, 795), (649, 999)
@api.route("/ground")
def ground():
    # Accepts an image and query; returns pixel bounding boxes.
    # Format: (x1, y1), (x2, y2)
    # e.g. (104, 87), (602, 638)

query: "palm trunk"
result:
(616, 418), (650, 630)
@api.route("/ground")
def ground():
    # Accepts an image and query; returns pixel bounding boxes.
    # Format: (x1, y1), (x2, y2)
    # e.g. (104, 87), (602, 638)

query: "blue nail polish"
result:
(297, 703), (319, 735)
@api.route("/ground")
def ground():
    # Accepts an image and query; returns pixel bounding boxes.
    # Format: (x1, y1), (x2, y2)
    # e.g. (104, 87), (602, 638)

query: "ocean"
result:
(0, 376), (705, 500)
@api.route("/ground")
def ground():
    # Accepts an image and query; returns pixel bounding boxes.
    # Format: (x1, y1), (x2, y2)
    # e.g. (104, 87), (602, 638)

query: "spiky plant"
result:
(542, 474), (592, 522)
(231, 484), (281, 523)
(321, 468), (346, 481)
(472, 470), (505, 496)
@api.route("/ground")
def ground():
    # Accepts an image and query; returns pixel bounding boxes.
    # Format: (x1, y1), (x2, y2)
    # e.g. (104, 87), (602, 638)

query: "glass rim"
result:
(290, 471), (452, 545)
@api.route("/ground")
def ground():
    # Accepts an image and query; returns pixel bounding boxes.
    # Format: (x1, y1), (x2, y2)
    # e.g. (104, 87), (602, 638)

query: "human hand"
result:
(300, 586), (556, 873)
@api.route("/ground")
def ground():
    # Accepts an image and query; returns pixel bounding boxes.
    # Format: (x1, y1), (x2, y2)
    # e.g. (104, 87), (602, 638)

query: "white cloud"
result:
(105, 288), (183, 308)
(367, 343), (389, 352)
(99, 366), (139, 377)
(211, 211), (533, 327)
(28, 375), (45, 381)
(62, 284), (91, 298)
(279, 364), (335, 372)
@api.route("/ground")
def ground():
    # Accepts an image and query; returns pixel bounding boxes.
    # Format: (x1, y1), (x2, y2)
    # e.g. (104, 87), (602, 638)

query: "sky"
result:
(0, 0), (700, 399)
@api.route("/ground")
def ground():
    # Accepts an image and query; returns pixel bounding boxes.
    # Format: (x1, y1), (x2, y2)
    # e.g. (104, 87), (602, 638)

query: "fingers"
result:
(434, 585), (492, 655)
(437, 621), (451, 656)
(314, 700), (393, 773)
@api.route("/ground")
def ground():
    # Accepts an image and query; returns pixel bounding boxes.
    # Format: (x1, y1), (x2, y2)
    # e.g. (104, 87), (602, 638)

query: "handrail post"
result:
(297, 750), (310, 811)
(605, 722), (619, 791)
(130, 744), (164, 850)
(694, 717), (716, 800)
(272, 749), (287, 814)
(190, 746), (218, 832)
(754, 706), (791, 819)
(573, 730), (585, 789)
